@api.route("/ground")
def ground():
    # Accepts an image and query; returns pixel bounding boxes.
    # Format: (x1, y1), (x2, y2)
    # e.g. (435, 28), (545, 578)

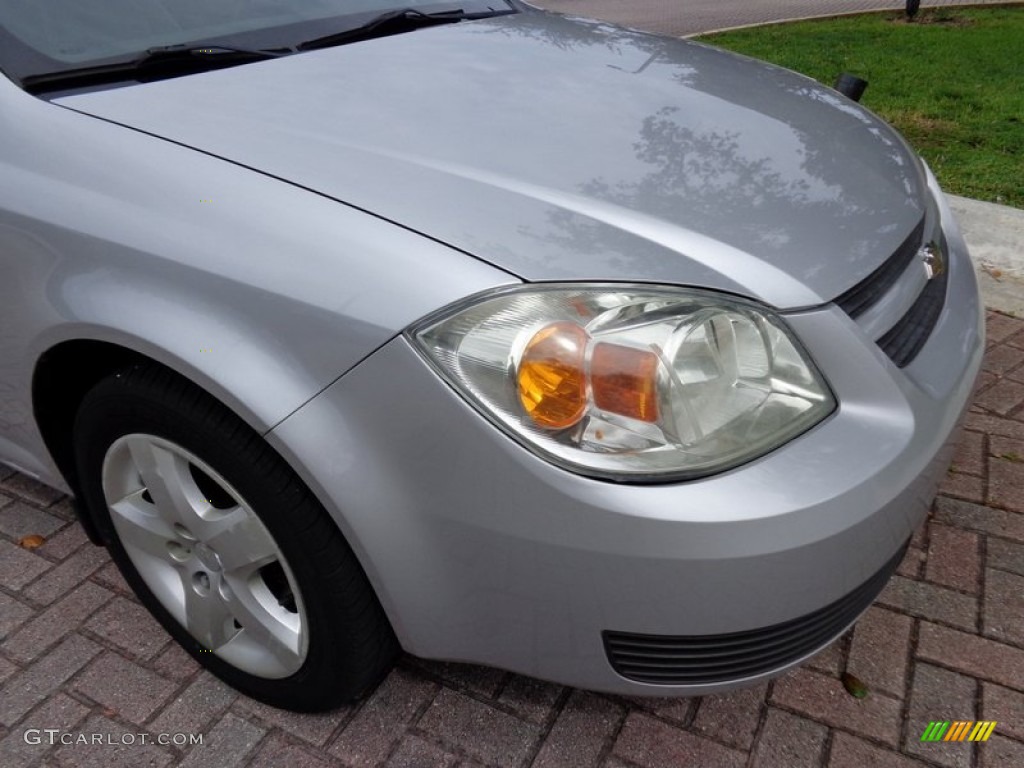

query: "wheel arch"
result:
(68, 356), (399, 706)
(31, 337), (285, 543)
(31, 334), (402, 628)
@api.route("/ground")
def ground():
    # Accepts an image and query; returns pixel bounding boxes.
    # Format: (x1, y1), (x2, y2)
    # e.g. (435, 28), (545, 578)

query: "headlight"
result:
(411, 285), (835, 481)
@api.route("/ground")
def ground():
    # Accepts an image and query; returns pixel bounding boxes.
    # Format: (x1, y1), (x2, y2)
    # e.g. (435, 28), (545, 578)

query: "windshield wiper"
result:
(297, 7), (473, 51)
(143, 43), (292, 61)
(22, 44), (292, 95)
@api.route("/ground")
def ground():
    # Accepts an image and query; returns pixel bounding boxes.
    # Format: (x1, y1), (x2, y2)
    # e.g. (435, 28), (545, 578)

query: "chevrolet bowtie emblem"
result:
(920, 241), (946, 281)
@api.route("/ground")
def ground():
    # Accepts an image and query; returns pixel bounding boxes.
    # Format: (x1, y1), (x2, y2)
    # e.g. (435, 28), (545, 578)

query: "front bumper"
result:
(268, 189), (983, 696)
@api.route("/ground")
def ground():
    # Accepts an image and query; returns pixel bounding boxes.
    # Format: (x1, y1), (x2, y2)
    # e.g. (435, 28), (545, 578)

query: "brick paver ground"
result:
(2, 310), (1023, 767)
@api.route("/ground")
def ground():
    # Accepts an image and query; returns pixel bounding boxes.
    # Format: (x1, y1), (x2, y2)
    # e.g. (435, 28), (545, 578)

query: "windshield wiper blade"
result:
(143, 43), (292, 61)
(22, 44), (292, 95)
(297, 7), (470, 51)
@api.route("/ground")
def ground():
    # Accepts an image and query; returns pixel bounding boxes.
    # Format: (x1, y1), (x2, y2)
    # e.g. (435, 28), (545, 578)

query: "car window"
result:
(0, 0), (515, 83)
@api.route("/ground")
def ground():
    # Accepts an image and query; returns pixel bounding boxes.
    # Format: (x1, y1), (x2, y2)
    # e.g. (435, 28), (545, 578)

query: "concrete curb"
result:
(950, 195), (1024, 281)
(687, 2), (1024, 38)
(687, 8), (912, 39)
(950, 195), (1024, 316)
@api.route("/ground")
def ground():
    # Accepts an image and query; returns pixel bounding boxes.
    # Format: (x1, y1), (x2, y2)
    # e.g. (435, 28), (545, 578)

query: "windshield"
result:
(0, 0), (515, 85)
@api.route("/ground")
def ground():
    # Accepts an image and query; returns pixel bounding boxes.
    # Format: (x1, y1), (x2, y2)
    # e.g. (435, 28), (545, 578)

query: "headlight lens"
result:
(411, 285), (835, 481)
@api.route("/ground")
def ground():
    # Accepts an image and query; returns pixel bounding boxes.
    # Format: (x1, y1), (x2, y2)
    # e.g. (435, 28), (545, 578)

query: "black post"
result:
(906, 0), (921, 19)
(834, 73), (868, 102)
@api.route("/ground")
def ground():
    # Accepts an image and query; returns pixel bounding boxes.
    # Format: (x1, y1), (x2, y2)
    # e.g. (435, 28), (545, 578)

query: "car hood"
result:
(56, 10), (927, 309)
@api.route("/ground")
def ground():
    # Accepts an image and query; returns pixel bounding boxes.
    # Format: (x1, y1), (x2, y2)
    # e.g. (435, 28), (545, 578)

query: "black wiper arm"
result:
(22, 44), (292, 95)
(297, 7), (469, 51)
(142, 43), (292, 62)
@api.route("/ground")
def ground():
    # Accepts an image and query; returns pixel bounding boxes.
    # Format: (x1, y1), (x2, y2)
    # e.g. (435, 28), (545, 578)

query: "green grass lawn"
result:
(702, 7), (1024, 208)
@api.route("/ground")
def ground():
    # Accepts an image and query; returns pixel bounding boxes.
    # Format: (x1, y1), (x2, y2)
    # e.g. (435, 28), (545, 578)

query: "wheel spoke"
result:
(109, 490), (181, 561)
(223, 580), (303, 673)
(184, 583), (237, 651)
(125, 435), (205, 529)
(199, 507), (279, 576)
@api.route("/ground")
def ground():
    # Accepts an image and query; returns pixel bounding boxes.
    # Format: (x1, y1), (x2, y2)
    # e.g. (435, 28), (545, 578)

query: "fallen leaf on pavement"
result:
(18, 534), (45, 550)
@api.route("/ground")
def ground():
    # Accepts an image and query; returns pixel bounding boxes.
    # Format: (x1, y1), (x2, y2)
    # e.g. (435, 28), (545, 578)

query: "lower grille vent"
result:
(603, 544), (905, 685)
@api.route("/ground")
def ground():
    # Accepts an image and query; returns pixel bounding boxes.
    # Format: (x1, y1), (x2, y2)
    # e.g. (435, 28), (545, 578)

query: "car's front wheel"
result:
(73, 364), (398, 711)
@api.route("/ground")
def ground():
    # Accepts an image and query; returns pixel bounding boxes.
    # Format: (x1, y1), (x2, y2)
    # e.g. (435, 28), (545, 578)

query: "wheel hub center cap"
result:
(194, 543), (223, 572)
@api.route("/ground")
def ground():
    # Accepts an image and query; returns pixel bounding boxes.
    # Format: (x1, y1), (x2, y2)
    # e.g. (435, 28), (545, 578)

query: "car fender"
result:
(0, 76), (515, 479)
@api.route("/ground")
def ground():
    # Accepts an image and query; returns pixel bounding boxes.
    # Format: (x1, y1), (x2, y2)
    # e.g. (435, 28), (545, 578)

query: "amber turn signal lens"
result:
(518, 322), (588, 429)
(591, 342), (660, 423)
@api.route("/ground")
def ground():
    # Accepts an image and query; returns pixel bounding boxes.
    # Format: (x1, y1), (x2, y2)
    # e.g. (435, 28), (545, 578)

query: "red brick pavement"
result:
(2, 310), (1023, 768)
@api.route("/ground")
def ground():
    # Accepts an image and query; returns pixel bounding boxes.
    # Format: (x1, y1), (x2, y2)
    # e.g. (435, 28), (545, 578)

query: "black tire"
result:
(73, 363), (398, 711)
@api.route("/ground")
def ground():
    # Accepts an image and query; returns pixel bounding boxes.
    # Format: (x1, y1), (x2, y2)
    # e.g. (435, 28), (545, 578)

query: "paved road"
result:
(3, 3), (1024, 768)
(533, 0), (1014, 37)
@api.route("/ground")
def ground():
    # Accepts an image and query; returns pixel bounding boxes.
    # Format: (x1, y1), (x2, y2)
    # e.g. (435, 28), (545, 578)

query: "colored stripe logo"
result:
(920, 721), (997, 742)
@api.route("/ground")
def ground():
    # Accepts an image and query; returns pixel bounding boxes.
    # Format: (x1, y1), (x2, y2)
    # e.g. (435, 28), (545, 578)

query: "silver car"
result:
(0, 1), (983, 711)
